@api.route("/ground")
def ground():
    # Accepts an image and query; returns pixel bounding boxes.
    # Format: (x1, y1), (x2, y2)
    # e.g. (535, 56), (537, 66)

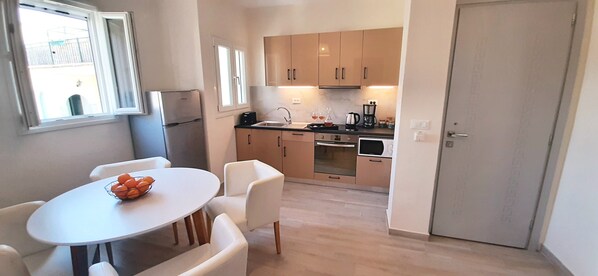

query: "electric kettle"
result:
(345, 112), (361, 129)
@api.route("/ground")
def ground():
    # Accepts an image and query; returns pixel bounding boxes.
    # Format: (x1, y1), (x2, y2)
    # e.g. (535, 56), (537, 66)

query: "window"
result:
(214, 38), (249, 112)
(3, 0), (143, 131)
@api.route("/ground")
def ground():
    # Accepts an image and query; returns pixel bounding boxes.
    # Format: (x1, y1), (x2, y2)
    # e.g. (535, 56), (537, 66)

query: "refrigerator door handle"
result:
(165, 122), (180, 127)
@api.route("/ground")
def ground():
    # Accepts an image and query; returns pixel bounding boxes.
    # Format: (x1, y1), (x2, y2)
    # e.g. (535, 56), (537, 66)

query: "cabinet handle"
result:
(291, 133), (304, 136)
(278, 136), (281, 147)
(248, 134), (251, 145)
(369, 159), (382, 163)
(335, 68), (339, 80)
(287, 69), (291, 80)
(293, 69), (296, 80)
(283, 146), (287, 157)
(328, 176), (341, 180)
(363, 67), (368, 79)
(342, 67), (346, 80)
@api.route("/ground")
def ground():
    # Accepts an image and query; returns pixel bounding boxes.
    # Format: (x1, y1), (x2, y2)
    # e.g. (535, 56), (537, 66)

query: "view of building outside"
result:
(19, 7), (104, 121)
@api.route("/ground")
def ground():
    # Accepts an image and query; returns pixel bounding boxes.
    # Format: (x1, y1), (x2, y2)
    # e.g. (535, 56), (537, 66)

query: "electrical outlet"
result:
(368, 99), (378, 105)
(292, 98), (301, 104)
(410, 119), (431, 130)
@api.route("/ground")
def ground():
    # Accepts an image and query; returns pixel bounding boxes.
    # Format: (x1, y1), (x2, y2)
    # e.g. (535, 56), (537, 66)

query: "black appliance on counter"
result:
(239, 112), (257, 125)
(363, 104), (377, 128)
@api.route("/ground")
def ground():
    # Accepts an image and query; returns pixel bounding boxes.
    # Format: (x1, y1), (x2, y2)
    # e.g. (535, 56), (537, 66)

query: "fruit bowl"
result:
(104, 174), (155, 201)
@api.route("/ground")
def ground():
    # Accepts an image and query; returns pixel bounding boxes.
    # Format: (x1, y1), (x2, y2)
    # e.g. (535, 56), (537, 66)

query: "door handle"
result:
(293, 69), (296, 80)
(328, 176), (341, 180)
(335, 68), (339, 80)
(341, 67), (346, 79)
(283, 146), (287, 157)
(363, 67), (368, 79)
(287, 69), (291, 80)
(447, 131), (469, 138)
(248, 134), (251, 145)
(278, 136), (281, 147)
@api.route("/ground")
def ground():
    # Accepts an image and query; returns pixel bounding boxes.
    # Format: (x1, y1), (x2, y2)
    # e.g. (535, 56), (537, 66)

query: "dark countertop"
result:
(235, 123), (395, 138)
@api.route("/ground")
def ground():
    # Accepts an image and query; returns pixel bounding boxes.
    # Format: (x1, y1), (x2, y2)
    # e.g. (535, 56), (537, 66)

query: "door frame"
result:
(430, 0), (590, 250)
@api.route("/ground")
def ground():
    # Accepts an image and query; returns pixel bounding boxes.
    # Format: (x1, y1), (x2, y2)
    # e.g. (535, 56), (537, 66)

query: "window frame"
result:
(2, 0), (144, 133)
(213, 37), (250, 113)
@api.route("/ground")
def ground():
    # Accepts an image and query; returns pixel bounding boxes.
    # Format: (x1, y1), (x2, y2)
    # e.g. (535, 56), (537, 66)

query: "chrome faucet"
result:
(277, 107), (292, 124)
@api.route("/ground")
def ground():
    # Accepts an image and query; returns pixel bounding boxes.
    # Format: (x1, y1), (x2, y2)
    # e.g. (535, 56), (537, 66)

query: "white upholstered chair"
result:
(0, 201), (73, 276)
(205, 160), (285, 254)
(88, 213), (248, 276)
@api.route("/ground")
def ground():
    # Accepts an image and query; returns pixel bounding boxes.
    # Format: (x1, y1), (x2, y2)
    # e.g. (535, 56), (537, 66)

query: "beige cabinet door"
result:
(235, 128), (253, 161)
(265, 36), (292, 86)
(356, 156), (392, 188)
(318, 32), (341, 86)
(282, 131), (314, 179)
(291, 34), (319, 86)
(362, 28), (403, 86)
(339, 30), (363, 86)
(252, 129), (283, 172)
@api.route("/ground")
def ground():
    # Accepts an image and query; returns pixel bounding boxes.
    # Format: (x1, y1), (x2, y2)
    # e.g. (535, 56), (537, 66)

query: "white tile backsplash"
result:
(250, 86), (398, 125)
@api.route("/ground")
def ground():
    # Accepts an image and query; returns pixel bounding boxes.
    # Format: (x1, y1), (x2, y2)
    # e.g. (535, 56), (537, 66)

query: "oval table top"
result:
(27, 168), (220, 246)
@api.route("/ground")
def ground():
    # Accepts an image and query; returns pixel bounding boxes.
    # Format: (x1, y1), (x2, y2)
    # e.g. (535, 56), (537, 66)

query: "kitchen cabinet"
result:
(264, 34), (318, 86)
(235, 128), (283, 172)
(235, 128), (253, 161)
(356, 156), (392, 188)
(318, 30), (363, 87)
(362, 28), (403, 86)
(282, 131), (314, 179)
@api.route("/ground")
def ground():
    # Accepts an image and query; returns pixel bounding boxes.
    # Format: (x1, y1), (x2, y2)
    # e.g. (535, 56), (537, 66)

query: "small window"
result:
(214, 38), (249, 112)
(3, 0), (143, 131)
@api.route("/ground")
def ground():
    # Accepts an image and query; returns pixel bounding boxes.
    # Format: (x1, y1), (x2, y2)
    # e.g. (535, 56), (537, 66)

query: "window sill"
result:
(22, 115), (121, 135)
(216, 106), (251, 119)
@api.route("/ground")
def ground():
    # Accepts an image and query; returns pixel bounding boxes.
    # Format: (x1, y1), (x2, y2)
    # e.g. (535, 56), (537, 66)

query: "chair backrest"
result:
(0, 245), (30, 276)
(181, 214), (248, 276)
(0, 201), (51, 257)
(89, 157), (171, 181)
(223, 160), (259, 196)
(245, 161), (284, 230)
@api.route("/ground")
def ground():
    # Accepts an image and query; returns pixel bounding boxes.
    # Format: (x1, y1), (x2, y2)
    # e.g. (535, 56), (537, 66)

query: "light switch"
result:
(410, 119), (431, 130)
(292, 98), (301, 104)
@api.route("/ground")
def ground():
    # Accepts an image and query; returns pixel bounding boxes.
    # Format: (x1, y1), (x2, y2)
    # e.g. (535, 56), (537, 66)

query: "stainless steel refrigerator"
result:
(129, 90), (207, 169)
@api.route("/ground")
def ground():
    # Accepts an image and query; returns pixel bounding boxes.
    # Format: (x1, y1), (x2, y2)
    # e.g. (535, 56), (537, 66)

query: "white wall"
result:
(196, 0), (252, 180)
(543, 2), (598, 275)
(386, 0), (456, 235)
(246, 0), (405, 86)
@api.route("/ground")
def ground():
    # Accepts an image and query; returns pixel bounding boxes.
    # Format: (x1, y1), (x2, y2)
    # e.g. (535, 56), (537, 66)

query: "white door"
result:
(432, 1), (576, 248)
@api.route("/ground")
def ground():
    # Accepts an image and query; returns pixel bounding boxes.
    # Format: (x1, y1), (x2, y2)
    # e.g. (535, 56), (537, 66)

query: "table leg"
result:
(184, 216), (195, 245)
(191, 209), (209, 245)
(70, 245), (88, 276)
(105, 242), (114, 265)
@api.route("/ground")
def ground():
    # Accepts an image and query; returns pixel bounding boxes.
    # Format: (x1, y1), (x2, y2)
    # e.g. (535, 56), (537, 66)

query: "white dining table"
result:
(27, 168), (220, 276)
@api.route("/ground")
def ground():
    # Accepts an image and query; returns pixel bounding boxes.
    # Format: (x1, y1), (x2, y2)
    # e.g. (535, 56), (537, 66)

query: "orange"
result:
(136, 181), (150, 193)
(124, 178), (138, 189)
(117, 173), (132, 184)
(110, 183), (121, 192)
(127, 188), (140, 199)
(142, 176), (155, 184)
(113, 185), (128, 199)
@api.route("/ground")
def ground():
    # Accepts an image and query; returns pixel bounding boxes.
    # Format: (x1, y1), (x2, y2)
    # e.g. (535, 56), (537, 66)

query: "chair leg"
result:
(92, 244), (101, 264)
(172, 222), (179, 245)
(184, 216), (195, 245)
(274, 221), (281, 254)
(205, 212), (212, 241)
(105, 242), (114, 265)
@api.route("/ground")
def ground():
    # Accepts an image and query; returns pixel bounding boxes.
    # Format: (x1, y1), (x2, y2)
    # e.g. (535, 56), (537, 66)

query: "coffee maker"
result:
(363, 104), (377, 128)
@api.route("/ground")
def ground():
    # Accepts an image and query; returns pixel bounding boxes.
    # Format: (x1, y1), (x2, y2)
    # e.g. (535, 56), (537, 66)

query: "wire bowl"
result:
(104, 176), (153, 201)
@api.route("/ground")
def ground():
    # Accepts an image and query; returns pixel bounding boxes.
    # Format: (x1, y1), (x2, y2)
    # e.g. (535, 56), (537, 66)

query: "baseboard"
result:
(385, 210), (430, 241)
(540, 245), (573, 276)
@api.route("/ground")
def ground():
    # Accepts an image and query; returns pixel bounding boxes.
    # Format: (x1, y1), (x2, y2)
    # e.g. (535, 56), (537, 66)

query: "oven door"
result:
(314, 141), (357, 176)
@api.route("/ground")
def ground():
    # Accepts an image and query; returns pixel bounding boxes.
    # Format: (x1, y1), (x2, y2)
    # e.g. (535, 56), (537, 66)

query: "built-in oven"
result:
(358, 137), (394, 158)
(314, 133), (359, 177)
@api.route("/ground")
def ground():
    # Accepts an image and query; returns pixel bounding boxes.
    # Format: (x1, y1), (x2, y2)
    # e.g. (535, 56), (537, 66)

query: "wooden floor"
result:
(104, 182), (559, 275)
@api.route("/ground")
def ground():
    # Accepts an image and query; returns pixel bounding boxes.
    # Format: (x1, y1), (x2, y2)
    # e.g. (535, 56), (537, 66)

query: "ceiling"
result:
(234, 0), (316, 8)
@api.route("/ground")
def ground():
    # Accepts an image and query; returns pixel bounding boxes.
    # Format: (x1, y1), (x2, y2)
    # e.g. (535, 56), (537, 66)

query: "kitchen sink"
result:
(252, 121), (288, 127)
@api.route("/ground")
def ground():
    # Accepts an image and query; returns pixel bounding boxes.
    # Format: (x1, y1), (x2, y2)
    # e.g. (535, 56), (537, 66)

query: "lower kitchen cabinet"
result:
(356, 156), (392, 188)
(251, 129), (283, 172)
(282, 132), (314, 179)
(235, 128), (253, 161)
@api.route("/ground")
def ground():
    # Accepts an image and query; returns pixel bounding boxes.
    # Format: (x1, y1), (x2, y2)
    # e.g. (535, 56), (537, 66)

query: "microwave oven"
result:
(358, 137), (394, 158)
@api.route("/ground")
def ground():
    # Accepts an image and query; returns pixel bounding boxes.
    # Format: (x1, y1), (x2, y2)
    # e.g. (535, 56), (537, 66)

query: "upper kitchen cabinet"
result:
(318, 31), (363, 88)
(362, 28), (403, 86)
(265, 34), (318, 86)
